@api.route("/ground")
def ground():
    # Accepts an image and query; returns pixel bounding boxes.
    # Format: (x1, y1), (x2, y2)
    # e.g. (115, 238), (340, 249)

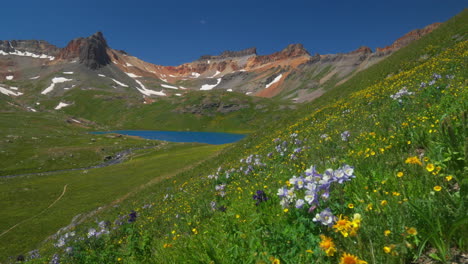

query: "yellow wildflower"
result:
(433, 186), (442, 191)
(333, 215), (352, 237)
(339, 252), (368, 264)
(397, 171), (404, 178)
(426, 163), (435, 172)
(405, 156), (422, 166)
(384, 230), (391, 236)
(406, 227), (418, 236)
(445, 175), (453, 181)
(319, 235), (337, 256)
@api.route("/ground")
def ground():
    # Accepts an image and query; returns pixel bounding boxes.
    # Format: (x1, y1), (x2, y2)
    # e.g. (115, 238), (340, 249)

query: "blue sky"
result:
(1, 0), (465, 65)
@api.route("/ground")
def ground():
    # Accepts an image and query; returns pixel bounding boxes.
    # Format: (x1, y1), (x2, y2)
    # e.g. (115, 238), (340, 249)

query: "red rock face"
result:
(349, 46), (373, 54)
(376, 23), (442, 53)
(250, 44), (310, 65)
(57, 39), (84, 60)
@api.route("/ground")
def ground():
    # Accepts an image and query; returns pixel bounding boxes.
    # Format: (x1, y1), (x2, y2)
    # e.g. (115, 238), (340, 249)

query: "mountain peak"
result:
(349, 46), (373, 54)
(280, 43), (310, 57)
(57, 31), (111, 70)
(198, 47), (257, 61)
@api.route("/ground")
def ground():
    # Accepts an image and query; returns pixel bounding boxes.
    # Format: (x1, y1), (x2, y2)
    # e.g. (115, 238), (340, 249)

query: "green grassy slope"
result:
(0, 112), (159, 176)
(0, 143), (226, 260)
(54, 89), (291, 133)
(20, 10), (467, 264)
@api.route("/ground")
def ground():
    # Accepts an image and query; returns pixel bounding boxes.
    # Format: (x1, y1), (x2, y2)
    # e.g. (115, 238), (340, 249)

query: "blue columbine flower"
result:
(312, 208), (336, 227)
(253, 190), (268, 205)
(128, 210), (137, 223)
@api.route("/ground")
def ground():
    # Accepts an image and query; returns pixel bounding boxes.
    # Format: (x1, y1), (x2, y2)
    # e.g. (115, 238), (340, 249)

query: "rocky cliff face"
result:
(376, 23), (442, 53)
(57, 32), (111, 69)
(251, 44), (310, 65)
(0, 40), (60, 56)
(199, 47), (257, 61)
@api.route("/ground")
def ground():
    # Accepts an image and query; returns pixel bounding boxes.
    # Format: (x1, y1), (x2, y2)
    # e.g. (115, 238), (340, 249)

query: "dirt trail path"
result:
(0, 184), (68, 238)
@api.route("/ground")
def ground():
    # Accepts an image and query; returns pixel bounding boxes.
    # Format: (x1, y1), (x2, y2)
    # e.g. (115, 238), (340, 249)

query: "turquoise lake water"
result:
(91, 130), (246, 145)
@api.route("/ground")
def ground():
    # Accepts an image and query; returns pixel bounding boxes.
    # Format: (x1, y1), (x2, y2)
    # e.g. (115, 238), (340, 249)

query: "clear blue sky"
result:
(1, 0), (465, 66)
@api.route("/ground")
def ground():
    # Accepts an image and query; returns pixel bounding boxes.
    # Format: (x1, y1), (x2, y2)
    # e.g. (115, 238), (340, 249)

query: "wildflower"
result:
(406, 227), (418, 236)
(397, 171), (404, 178)
(426, 163), (435, 172)
(333, 215), (352, 237)
(306, 249), (313, 254)
(383, 245), (396, 254)
(313, 208), (336, 227)
(366, 203), (373, 211)
(319, 235), (337, 256)
(433, 186), (442, 192)
(192, 228), (198, 234)
(445, 175), (453, 181)
(253, 190), (268, 205)
(283, 208), (289, 213)
(163, 243), (172, 248)
(339, 252), (367, 264)
(380, 200), (388, 206)
(348, 203), (354, 209)
(341, 131), (351, 141)
(405, 156), (422, 166)
(271, 258), (280, 264)
(295, 199), (305, 209)
(128, 210), (137, 223)
(384, 230), (391, 236)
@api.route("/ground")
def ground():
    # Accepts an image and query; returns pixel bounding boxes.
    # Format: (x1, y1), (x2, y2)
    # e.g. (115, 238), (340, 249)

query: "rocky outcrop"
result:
(348, 46), (373, 54)
(199, 47), (257, 60)
(376, 23), (442, 53)
(57, 32), (111, 70)
(0, 40), (60, 56)
(251, 44), (310, 65)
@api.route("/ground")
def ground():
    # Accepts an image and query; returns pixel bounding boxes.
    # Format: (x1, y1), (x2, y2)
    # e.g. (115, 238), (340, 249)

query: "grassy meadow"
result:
(1, 9), (467, 264)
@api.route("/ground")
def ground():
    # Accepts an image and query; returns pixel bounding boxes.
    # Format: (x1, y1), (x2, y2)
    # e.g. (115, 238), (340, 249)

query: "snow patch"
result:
(265, 74), (283, 88)
(41, 77), (72, 95)
(63, 72), (73, 74)
(30, 76), (40, 80)
(54, 102), (71, 110)
(161, 84), (178, 90)
(160, 78), (168, 83)
(98, 74), (106, 77)
(10, 87), (18, 90)
(227, 89), (233, 92)
(191, 72), (200, 78)
(126, 72), (141, 78)
(0, 49), (55, 60)
(211, 71), (221, 77)
(179, 86), (187, 90)
(246, 92), (252, 95)
(6, 75), (13, 80)
(126, 63), (133, 67)
(200, 78), (222, 91)
(111, 78), (129, 87)
(175, 93), (182, 96)
(0, 86), (23, 96)
(27, 107), (37, 112)
(135, 79), (166, 96)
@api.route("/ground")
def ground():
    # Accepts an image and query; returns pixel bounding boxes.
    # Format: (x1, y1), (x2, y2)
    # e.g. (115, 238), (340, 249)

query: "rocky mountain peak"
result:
(57, 31), (111, 70)
(0, 40), (60, 56)
(198, 47), (257, 61)
(376, 22), (442, 53)
(349, 46), (373, 54)
(279, 44), (310, 57)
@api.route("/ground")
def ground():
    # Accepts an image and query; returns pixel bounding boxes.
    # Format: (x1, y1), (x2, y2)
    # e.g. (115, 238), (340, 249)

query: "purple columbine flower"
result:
(295, 199), (305, 209)
(128, 210), (137, 223)
(312, 208), (336, 227)
(253, 190), (268, 205)
(341, 131), (350, 141)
